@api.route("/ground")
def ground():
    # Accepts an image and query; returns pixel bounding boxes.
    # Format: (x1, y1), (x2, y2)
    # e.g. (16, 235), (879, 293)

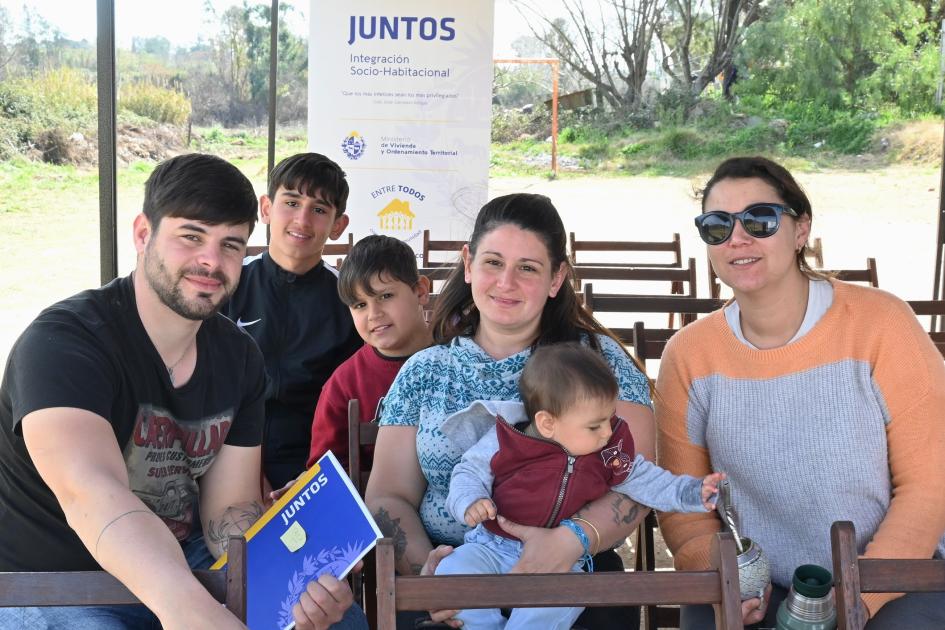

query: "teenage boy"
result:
(307, 235), (432, 472)
(0, 154), (361, 630)
(224, 153), (362, 489)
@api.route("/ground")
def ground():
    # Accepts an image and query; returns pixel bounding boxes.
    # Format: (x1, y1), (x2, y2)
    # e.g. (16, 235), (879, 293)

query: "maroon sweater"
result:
(307, 345), (407, 470)
(484, 415), (635, 540)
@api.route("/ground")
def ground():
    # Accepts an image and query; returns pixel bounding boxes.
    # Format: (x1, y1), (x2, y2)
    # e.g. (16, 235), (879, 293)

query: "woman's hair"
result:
(430, 193), (630, 356)
(700, 156), (824, 280)
(520, 342), (619, 422)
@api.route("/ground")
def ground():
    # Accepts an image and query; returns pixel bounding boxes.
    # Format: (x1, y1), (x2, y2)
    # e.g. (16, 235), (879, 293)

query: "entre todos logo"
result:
(341, 131), (366, 160)
(371, 183), (426, 235)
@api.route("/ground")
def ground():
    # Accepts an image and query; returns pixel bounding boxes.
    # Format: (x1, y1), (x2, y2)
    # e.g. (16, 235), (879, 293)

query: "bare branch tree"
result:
(656, 0), (761, 96)
(515, 0), (664, 112)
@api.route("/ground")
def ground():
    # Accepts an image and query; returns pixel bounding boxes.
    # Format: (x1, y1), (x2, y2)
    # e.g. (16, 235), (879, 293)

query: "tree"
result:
(515, 0), (663, 113)
(741, 0), (930, 109)
(655, 0), (761, 96)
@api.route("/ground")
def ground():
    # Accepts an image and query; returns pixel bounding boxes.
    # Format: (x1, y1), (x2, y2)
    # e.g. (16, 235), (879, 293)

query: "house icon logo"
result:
(377, 199), (416, 231)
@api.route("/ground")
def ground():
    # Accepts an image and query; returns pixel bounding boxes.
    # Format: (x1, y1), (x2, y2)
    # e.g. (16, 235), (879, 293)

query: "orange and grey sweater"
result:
(656, 280), (945, 618)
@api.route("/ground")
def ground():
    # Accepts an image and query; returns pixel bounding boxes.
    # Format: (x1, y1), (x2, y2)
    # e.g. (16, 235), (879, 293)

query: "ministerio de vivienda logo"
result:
(341, 131), (367, 160)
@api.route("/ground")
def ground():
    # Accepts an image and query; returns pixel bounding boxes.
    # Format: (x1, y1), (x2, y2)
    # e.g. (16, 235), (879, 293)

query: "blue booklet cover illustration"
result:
(211, 450), (382, 630)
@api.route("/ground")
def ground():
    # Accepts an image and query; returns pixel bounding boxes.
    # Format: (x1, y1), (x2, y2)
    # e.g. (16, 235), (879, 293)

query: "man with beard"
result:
(0, 154), (366, 630)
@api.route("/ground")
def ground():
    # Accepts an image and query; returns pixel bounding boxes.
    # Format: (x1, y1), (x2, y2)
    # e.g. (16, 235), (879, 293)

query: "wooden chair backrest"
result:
(375, 532), (743, 630)
(569, 232), (682, 268)
(572, 258), (697, 295)
(346, 398), (380, 629)
(245, 233), (355, 268)
(583, 285), (726, 342)
(0, 536), (246, 620)
(632, 321), (677, 368)
(907, 300), (945, 358)
(709, 256), (878, 299)
(831, 520), (945, 630)
(422, 230), (466, 267)
(346, 399), (379, 496)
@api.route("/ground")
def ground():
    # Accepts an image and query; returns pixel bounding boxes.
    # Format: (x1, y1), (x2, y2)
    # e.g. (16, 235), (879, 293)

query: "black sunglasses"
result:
(694, 203), (799, 245)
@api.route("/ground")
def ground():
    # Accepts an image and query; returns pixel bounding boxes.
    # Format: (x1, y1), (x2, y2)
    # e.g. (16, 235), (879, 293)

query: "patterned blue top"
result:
(380, 334), (651, 546)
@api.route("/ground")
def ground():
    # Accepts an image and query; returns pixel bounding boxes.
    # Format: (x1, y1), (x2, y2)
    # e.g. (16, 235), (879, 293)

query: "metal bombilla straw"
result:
(718, 478), (746, 554)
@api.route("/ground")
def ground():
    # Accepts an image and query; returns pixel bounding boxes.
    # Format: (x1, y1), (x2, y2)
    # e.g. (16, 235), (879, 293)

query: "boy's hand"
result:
(464, 498), (497, 526)
(701, 472), (726, 510)
(268, 474), (303, 506)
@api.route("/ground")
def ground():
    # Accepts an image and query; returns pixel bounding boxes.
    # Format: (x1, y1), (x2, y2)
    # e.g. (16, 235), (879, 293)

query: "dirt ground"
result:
(1, 164), (941, 371)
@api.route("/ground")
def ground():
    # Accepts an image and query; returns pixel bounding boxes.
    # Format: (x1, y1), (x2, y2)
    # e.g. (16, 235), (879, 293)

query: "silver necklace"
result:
(165, 339), (194, 383)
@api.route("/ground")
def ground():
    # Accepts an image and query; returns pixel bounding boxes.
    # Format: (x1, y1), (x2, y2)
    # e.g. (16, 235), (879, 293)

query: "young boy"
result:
(437, 342), (724, 630)
(224, 153), (363, 489)
(307, 235), (432, 472)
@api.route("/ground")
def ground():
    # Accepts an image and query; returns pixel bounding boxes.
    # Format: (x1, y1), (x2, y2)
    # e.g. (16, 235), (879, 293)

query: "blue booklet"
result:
(211, 450), (382, 630)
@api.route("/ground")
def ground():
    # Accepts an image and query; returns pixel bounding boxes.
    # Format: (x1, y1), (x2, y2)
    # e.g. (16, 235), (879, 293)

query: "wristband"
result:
(560, 518), (594, 572)
(571, 517), (601, 555)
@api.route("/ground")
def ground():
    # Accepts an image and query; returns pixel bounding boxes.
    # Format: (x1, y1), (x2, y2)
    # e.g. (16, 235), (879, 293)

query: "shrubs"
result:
(0, 68), (191, 162)
(119, 83), (191, 126)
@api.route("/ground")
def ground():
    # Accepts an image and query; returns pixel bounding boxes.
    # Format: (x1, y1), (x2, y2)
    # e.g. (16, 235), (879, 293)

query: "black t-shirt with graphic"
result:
(0, 275), (265, 571)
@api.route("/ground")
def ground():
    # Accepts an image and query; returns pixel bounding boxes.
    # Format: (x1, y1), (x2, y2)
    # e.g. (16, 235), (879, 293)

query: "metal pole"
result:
(96, 0), (118, 285)
(265, 0), (280, 246)
(932, 116), (945, 331)
(937, 20), (945, 107)
(551, 59), (559, 177)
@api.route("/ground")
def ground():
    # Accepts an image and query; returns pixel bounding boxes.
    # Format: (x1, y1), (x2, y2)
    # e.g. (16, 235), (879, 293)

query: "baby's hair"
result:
(520, 342), (619, 421)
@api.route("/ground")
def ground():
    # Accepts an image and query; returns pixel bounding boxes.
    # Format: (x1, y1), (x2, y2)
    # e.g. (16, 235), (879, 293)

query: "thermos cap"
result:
(792, 564), (833, 598)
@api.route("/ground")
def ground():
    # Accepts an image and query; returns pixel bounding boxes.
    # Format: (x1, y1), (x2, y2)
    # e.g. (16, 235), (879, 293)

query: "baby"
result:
(436, 341), (724, 630)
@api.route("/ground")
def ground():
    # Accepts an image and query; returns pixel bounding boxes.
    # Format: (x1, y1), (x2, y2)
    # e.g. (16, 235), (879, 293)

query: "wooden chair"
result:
(572, 258), (697, 294)
(831, 520), (945, 630)
(630, 320), (683, 629)
(907, 300), (945, 358)
(422, 230), (466, 267)
(709, 257), (878, 299)
(569, 232), (682, 269)
(375, 532), (743, 630)
(583, 284), (726, 342)
(0, 536), (246, 620)
(246, 233), (355, 268)
(347, 399), (380, 629)
(631, 321), (677, 371)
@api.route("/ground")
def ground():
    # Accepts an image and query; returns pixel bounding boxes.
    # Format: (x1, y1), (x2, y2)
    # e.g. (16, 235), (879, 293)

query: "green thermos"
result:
(775, 564), (837, 630)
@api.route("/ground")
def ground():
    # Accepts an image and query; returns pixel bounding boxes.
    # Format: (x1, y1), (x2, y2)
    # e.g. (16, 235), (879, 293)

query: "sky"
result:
(5, 0), (530, 55)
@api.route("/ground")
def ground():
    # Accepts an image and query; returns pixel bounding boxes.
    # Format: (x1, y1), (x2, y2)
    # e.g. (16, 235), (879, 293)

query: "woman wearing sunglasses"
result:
(656, 156), (945, 629)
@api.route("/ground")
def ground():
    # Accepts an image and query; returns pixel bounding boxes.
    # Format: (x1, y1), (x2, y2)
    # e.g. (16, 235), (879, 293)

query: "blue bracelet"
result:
(560, 518), (594, 572)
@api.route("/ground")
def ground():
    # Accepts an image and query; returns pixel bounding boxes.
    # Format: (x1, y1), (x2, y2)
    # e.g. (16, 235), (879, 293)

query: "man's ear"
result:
(414, 274), (432, 306)
(132, 213), (153, 255)
(329, 213), (350, 240)
(534, 410), (556, 439)
(259, 195), (273, 225)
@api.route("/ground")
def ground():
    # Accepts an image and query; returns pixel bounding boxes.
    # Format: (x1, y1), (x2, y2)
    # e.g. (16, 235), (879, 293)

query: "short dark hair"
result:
(337, 235), (421, 306)
(143, 153), (258, 234)
(520, 342), (619, 421)
(267, 152), (349, 215)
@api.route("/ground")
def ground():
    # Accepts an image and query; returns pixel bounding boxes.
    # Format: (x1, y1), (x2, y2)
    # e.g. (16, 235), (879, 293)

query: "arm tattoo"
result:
(610, 494), (642, 527)
(373, 508), (409, 562)
(206, 501), (264, 554)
